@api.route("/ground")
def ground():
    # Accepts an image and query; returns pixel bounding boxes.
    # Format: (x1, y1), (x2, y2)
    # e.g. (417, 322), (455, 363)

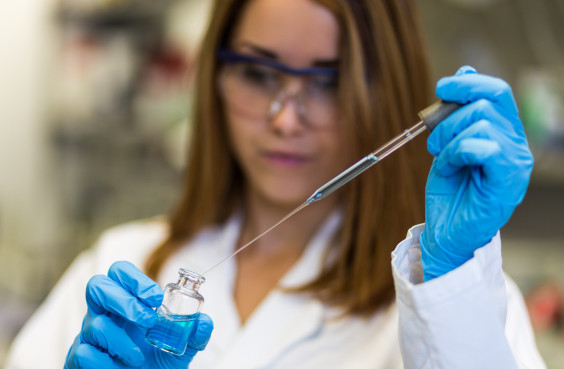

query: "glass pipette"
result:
(202, 101), (461, 275)
(306, 101), (461, 204)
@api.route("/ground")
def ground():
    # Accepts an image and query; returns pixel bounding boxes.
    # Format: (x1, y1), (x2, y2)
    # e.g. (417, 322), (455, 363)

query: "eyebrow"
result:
(217, 49), (339, 76)
(236, 42), (339, 69)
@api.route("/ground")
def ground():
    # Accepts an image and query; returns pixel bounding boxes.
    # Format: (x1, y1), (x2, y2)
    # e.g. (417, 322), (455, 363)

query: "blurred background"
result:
(0, 0), (563, 367)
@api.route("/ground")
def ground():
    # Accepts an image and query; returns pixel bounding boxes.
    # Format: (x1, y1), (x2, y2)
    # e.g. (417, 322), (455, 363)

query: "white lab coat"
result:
(5, 212), (546, 369)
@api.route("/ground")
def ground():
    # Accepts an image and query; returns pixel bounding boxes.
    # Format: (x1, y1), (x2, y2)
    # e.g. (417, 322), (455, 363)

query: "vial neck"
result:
(178, 275), (204, 292)
(176, 269), (205, 292)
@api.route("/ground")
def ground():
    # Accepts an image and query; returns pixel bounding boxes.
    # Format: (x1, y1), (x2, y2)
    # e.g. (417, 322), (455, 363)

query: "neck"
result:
(238, 192), (338, 258)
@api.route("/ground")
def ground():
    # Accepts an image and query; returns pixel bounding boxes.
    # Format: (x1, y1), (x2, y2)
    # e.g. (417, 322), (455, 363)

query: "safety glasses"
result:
(217, 49), (340, 128)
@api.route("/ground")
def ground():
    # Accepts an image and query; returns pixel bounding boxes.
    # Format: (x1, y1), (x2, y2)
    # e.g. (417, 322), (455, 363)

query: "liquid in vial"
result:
(146, 310), (200, 355)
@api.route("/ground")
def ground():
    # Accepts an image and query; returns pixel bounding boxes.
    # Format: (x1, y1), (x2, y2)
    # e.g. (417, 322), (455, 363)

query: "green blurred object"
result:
(518, 70), (562, 146)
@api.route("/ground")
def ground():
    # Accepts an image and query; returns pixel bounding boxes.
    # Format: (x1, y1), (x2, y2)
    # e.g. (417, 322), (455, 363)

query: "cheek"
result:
(225, 113), (254, 166)
(321, 129), (352, 173)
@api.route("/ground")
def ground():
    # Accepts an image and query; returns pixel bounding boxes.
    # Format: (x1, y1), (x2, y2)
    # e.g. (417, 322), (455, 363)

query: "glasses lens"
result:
(300, 74), (339, 127)
(220, 62), (282, 120)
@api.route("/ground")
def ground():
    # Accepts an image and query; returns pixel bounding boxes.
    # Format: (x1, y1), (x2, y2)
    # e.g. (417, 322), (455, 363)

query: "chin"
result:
(260, 187), (311, 209)
(248, 177), (316, 209)
(268, 194), (308, 209)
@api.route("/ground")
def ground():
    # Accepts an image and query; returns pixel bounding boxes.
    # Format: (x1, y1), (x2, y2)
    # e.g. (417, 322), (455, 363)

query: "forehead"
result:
(230, 0), (340, 67)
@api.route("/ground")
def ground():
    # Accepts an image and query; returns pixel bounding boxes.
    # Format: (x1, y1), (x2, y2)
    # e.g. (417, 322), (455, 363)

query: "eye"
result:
(306, 74), (339, 97)
(237, 63), (281, 90)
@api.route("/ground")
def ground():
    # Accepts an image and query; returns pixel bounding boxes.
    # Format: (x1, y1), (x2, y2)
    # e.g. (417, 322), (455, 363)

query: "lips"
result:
(263, 150), (311, 167)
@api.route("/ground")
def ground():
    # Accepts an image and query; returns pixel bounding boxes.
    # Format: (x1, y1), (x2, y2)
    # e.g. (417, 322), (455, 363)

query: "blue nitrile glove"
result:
(420, 66), (534, 281)
(65, 261), (213, 369)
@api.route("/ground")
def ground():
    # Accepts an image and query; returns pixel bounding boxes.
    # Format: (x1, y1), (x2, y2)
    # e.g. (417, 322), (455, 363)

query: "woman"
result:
(6, 0), (545, 368)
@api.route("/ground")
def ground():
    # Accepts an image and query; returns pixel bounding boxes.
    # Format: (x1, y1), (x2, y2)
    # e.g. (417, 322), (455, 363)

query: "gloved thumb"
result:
(455, 65), (477, 76)
(187, 313), (214, 351)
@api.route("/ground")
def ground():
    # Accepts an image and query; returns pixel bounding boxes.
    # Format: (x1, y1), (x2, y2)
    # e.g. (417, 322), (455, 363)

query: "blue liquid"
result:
(145, 311), (199, 355)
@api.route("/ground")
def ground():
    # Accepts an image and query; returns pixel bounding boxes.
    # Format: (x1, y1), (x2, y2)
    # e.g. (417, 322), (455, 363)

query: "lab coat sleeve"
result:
(4, 221), (164, 369)
(391, 224), (546, 369)
(4, 249), (94, 369)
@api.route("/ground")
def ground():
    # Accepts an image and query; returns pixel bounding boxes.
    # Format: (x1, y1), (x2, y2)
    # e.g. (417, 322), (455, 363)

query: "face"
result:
(222, 0), (350, 208)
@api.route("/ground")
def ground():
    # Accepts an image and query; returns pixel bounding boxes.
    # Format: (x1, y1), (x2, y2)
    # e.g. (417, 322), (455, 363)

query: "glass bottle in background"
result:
(146, 269), (205, 355)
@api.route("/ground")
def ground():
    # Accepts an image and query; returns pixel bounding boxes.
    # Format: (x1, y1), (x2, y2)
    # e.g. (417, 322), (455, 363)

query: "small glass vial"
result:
(145, 269), (205, 355)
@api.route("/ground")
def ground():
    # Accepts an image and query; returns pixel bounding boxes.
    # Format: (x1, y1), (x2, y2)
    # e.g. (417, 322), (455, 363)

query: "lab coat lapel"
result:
(192, 214), (244, 354)
(213, 211), (342, 369)
(214, 288), (324, 369)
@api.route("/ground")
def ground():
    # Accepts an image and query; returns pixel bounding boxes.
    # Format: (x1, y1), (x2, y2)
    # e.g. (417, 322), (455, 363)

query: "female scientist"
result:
(6, 0), (546, 368)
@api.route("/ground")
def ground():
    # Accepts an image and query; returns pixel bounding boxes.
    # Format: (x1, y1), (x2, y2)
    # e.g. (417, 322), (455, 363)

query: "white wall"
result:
(0, 0), (62, 298)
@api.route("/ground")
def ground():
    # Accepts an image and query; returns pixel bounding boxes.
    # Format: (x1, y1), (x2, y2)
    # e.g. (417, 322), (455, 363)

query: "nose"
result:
(269, 95), (305, 136)
(269, 88), (307, 136)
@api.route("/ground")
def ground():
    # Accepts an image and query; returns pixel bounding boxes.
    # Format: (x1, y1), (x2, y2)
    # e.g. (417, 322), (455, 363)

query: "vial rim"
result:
(179, 268), (205, 284)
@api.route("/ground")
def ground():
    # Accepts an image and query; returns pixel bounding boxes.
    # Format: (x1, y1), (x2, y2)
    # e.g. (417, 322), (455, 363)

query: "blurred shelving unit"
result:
(50, 0), (196, 260)
(0, 0), (210, 366)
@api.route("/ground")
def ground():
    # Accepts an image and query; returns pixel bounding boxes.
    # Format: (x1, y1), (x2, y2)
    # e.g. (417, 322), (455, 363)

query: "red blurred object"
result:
(143, 46), (191, 93)
(525, 281), (563, 333)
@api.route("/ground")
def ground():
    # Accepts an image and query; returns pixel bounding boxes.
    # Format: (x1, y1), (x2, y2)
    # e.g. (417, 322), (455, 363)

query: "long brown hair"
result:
(145, 0), (433, 316)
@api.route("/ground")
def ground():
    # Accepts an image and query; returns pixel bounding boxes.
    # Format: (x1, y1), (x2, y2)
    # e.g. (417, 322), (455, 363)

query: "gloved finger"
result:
(178, 313), (214, 365)
(187, 313), (214, 351)
(107, 261), (163, 308)
(435, 125), (533, 204)
(65, 335), (121, 369)
(427, 98), (519, 156)
(80, 311), (145, 367)
(435, 135), (502, 177)
(454, 65), (477, 76)
(436, 69), (518, 115)
(86, 274), (157, 328)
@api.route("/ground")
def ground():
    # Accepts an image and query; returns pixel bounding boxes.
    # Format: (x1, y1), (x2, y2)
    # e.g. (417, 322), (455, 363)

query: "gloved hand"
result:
(420, 66), (534, 281)
(65, 261), (213, 369)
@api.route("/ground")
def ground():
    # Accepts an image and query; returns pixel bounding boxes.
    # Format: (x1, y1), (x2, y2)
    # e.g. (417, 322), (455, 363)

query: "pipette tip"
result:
(306, 192), (323, 204)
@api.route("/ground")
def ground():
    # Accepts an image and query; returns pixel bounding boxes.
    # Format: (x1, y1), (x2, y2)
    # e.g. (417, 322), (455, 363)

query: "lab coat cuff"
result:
(391, 225), (518, 369)
(391, 223), (503, 310)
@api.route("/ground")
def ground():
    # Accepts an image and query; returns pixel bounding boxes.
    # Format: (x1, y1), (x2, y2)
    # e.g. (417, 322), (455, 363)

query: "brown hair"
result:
(145, 0), (433, 316)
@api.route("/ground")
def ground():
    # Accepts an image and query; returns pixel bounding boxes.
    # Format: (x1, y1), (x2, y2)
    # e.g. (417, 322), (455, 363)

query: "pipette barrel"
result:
(307, 154), (378, 203)
(306, 100), (462, 204)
